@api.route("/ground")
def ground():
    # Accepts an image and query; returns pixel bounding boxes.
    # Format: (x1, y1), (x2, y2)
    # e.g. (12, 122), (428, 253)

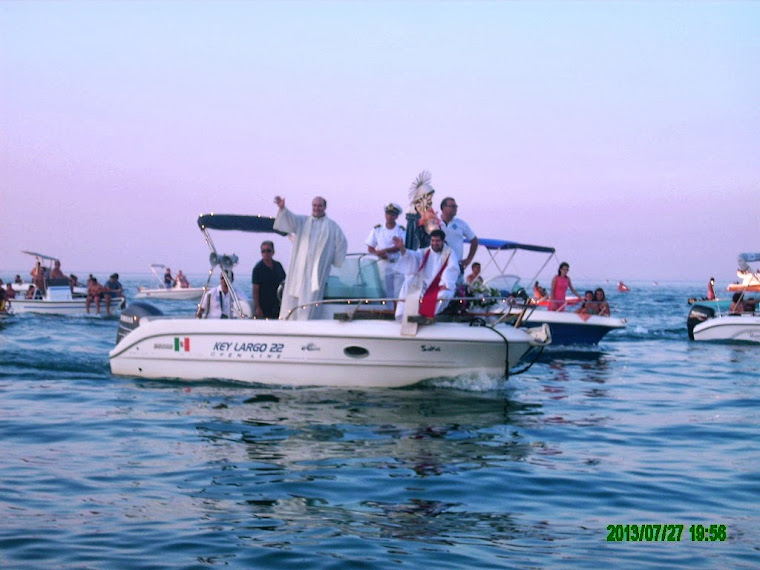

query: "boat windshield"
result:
(324, 254), (385, 300)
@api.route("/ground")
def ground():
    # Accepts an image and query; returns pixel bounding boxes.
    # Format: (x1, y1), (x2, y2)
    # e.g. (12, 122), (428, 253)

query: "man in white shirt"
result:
(439, 197), (478, 277)
(197, 273), (233, 319)
(392, 229), (460, 320)
(365, 202), (406, 299)
(274, 195), (348, 320)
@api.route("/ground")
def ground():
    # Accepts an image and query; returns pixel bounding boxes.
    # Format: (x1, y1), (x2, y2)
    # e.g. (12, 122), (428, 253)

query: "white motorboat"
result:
(465, 238), (626, 345)
(109, 214), (550, 388)
(135, 264), (204, 300)
(11, 251), (124, 316)
(688, 252), (760, 343)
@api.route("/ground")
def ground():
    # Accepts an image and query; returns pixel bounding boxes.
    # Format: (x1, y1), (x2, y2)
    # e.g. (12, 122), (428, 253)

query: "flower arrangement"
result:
(468, 280), (502, 308)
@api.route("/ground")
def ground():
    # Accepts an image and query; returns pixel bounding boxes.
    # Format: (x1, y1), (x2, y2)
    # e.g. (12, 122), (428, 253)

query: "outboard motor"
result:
(686, 304), (715, 340)
(116, 301), (163, 344)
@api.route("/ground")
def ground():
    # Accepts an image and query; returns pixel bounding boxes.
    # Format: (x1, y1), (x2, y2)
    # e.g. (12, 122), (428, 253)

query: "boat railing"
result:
(280, 294), (536, 324)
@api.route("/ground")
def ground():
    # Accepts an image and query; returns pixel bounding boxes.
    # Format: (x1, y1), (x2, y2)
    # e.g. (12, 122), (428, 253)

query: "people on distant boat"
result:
(533, 281), (548, 302)
(49, 260), (66, 280)
(252, 240), (287, 319)
(5, 283), (16, 299)
(31, 261), (46, 296)
(273, 195), (348, 320)
(197, 272), (233, 319)
(392, 229), (460, 320)
(594, 288), (611, 316)
(576, 290), (596, 315)
(365, 202), (406, 299)
(163, 267), (174, 289)
(0, 287), (9, 313)
(175, 270), (190, 288)
(729, 292), (745, 315)
(618, 281), (630, 292)
(707, 277), (716, 300)
(549, 262), (581, 312)
(86, 277), (104, 314)
(466, 262), (484, 288)
(102, 273), (124, 316)
(439, 196), (478, 283)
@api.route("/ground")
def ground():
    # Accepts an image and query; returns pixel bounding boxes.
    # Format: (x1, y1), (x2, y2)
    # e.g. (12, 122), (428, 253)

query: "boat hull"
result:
(135, 287), (205, 300)
(10, 298), (123, 316)
(692, 314), (760, 343)
(109, 317), (543, 388)
(520, 311), (626, 345)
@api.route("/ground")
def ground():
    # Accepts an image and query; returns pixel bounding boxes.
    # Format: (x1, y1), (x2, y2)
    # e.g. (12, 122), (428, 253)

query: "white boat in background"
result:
(689, 252), (760, 343)
(10, 251), (121, 316)
(110, 214), (550, 388)
(467, 238), (626, 345)
(135, 264), (204, 300)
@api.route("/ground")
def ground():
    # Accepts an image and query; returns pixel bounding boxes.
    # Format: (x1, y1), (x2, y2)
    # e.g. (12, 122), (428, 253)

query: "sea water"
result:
(1, 279), (758, 568)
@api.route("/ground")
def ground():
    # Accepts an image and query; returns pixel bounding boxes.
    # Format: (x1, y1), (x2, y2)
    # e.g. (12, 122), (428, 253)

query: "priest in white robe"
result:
(392, 229), (460, 320)
(274, 195), (348, 320)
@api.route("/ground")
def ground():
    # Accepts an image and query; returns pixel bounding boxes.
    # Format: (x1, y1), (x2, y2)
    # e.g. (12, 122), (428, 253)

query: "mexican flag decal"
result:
(174, 337), (190, 352)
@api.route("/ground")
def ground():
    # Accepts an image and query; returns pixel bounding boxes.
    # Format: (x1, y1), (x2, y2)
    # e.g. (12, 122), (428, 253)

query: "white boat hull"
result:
(135, 286), (205, 300)
(692, 314), (760, 343)
(109, 317), (546, 388)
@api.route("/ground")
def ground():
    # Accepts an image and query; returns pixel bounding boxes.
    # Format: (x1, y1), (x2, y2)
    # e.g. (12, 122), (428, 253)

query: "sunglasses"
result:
(261, 249), (273, 253)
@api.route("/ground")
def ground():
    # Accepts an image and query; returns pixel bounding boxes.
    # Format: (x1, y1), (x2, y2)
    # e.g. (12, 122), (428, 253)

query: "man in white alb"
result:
(392, 229), (460, 320)
(274, 195), (348, 320)
(365, 202), (405, 299)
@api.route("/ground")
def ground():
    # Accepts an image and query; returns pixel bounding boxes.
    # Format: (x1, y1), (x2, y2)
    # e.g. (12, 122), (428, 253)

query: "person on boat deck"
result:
(49, 260), (66, 280)
(175, 270), (190, 288)
(729, 292), (745, 315)
(273, 195), (347, 321)
(549, 262), (581, 311)
(31, 261), (46, 296)
(439, 197), (478, 282)
(533, 281), (548, 303)
(25, 285), (35, 299)
(392, 229), (460, 320)
(85, 277), (104, 314)
(102, 273), (123, 316)
(707, 277), (716, 300)
(5, 283), (16, 299)
(163, 267), (174, 289)
(14, 274), (23, 285)
(197, 273), (234, 319)
(252, 240), (286, 319)
(466, 262), (483, 287)
(576, 290), (596, 315)
(593, 288), (611, 317)
(0, 287), (9, 313)
(365, 203), (406, 299)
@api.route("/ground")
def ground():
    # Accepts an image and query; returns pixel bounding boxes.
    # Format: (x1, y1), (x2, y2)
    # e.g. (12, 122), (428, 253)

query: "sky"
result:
(1, 1), (758, 286)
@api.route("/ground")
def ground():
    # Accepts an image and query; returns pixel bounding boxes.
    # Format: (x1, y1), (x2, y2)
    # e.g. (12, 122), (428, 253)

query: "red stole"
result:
(418, 248), (450, 318)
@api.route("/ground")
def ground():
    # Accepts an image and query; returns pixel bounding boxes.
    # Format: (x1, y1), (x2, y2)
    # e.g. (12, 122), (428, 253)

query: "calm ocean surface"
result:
(1, 278), (758, 568)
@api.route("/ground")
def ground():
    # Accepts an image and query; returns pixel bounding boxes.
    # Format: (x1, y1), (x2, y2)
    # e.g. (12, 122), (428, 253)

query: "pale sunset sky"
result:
(1, 1), (758, 285)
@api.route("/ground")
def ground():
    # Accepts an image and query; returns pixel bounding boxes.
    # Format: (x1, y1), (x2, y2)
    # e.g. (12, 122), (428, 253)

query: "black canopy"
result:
(197, 214), (288, 236)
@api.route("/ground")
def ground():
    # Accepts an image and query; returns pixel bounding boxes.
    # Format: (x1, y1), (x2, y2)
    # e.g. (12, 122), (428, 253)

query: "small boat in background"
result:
(135, 264), (204, 300)
(688, 252), (760, 343)
(618, 281), (630, 292)
(468, 238), (626, 345)
(10, 251), (120, 316)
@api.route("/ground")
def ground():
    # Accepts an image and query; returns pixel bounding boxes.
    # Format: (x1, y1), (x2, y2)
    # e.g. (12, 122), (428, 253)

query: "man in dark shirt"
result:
(252, 241), (286, 319)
